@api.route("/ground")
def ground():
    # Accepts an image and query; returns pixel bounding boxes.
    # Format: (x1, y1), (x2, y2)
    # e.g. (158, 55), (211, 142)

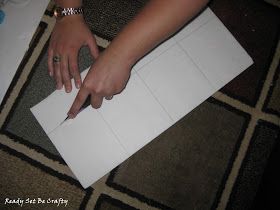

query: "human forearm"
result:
(54, 0), (82, 8)
(106, 0), (209, 66)
(55, 0), (210, 113)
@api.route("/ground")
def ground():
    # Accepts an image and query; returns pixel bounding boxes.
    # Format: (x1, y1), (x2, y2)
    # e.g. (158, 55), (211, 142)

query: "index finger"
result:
(47, 48), (54, 77)
(68, 87), (89, 118)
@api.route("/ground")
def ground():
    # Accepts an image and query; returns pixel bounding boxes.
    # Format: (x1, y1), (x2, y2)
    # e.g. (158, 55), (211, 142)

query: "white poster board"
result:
(31, 8), (253, 188)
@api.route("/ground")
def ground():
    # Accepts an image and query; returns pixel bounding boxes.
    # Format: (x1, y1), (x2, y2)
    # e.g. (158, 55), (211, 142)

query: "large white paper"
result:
(31, 8), (253, 188)
(0, 0), (49, 104)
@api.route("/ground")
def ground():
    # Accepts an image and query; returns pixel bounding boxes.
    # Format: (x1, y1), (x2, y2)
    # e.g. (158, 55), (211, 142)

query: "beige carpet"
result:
(0, 0), (279, 209)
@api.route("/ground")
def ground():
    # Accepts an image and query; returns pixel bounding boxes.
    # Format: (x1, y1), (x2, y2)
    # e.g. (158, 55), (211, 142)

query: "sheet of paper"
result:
(178, 16), (253, 90)
(0, 0), (49, 104)
(31, 8), (253, 188)
(48, 107), (128, 188)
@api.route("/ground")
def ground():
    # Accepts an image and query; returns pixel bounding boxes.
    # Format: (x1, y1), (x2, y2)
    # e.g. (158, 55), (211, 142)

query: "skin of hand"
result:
(67, 47), (132, 118)
(63, 0), (209, 118)
(48, 13), (99, 92)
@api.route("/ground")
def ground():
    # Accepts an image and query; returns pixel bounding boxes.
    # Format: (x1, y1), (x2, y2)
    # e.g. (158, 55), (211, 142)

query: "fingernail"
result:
(67, 113), (74, 119)
(75, 82), (81, 89)
(49, 71), (53, 77)
(65, 87), (71, 93)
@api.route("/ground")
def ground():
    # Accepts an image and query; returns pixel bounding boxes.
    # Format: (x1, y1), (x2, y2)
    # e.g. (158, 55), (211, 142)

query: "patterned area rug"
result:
(0, 0), (279, 209)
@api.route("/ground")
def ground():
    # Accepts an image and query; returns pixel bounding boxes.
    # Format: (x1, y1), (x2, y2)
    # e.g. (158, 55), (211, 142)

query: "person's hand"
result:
(67, 48), (132, 118)
(48, 15), (99, 92)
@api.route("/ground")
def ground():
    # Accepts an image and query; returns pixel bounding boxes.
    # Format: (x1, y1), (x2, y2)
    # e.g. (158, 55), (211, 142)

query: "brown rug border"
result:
(0, 142), (94, 209)
(95, 193), (140, 210)
(262, 61), (280, 117)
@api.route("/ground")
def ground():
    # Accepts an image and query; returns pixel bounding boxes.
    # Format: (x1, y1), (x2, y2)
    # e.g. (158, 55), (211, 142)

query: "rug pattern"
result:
(0, 0), (279, 209)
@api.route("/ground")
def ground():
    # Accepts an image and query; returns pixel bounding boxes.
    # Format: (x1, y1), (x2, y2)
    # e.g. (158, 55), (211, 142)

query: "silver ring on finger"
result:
(53, 55), (61, 63)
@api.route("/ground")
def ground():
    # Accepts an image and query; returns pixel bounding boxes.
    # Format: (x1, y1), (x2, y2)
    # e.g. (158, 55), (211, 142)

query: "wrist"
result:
(104, 45), (135, 73)
(54, 5), (84, 21)
(107, 40), (140, 69)
(56, 13), (84, 23)
(55, 0), (82, 8)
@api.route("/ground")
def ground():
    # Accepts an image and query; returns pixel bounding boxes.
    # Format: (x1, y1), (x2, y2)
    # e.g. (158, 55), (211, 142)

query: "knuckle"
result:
(68, 45), (76, 51)
(83, 80), (91, 90)
(60, 63), (66, 70)
(62, 76), (70, 84)
(94, 84), (104, 95)
(82, 84), (94, 94)
(94, 88), (101, 95)
(56, 46), (64, 54)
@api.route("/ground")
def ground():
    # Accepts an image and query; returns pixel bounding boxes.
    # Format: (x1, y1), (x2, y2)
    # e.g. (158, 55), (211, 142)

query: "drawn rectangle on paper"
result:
(31, 8), (253, 188)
